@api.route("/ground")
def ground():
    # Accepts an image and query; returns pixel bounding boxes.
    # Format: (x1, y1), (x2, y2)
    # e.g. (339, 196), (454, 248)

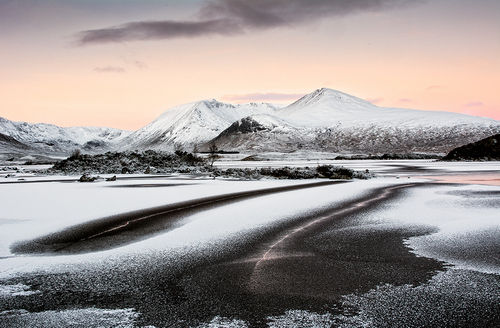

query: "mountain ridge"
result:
(204, 88), (500, 154)
(118, 99), (283, 151)
(2, 88), (500, 160)
(0, 117), (132, 160)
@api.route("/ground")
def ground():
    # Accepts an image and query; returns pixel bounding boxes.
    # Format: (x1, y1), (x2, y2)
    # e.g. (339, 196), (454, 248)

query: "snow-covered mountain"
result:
(278, 88), (492, 128)
(2, 88), (500, 159)
(119, 99), (283, 151)
(209, 88), (500, 154)
(0, 117), (131, 158)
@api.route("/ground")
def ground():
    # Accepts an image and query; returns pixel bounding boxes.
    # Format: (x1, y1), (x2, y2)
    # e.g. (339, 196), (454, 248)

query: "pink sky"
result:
(1, 0), (499, 131)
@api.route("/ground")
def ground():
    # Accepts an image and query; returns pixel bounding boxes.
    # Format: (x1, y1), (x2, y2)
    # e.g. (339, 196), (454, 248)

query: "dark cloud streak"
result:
(201, 0), (423, 28)
(76, 19), (240, 45)
(75, 0), (424, 46)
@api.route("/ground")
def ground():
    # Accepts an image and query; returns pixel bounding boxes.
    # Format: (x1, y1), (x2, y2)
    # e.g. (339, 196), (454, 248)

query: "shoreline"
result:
(0, 168), (499, 327)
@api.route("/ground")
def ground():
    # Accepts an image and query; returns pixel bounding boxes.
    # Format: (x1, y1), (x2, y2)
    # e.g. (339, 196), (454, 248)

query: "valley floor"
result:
(0, 160), (499, 327)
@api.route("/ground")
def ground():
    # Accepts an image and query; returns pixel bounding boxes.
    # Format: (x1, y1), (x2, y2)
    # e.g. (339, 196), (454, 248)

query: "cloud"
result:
(398, 98), (412, 103)
(425, 85), (441, 90)
(121, 56), (148, 69)
(76, 19), (240, 45)
(132, 60), (148, 69)
(74, 0), (424, 46)
(94, 66), (126, 73)
(222, 92), (306, 103)
(465, 101), (484, 107)
(365, 97), (384, 105)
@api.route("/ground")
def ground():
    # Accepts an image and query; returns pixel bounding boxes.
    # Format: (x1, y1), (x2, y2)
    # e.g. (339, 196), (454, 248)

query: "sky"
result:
(1, 0), (499, 131)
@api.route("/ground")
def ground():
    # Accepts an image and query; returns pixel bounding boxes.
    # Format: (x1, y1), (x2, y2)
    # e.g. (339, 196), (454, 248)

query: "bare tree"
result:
(208, 143), (220, 169)
(174, 143), (184, 155)
(70, 149), (82, 160)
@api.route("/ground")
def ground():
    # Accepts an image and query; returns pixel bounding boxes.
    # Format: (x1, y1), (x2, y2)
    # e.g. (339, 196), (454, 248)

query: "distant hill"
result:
(442, 134), (500, 161)
(207, 88), (500, 154)
(2, 88), (500, 160)
(118, 100), (281, 152)
(0, 117), (131, 160)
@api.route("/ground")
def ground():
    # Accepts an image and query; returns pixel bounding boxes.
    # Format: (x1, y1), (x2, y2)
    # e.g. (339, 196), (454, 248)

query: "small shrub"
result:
(69, 149), (82, 160)
(106, 175), (117, 181)
(78, 173), (97, 182)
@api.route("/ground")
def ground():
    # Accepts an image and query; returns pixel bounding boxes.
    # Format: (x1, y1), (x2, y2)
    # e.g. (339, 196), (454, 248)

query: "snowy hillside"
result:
(210, 88), (500, 154)
(119, 99), (282, 151)
(0, 117), (131, 157)
(277, 88), (380, 126)
(279, 88), (495, 128)
(2, 87), (500, 158)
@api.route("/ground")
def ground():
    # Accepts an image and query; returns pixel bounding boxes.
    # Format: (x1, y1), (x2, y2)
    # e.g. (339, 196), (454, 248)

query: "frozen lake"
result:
(0, 160), (499, 327)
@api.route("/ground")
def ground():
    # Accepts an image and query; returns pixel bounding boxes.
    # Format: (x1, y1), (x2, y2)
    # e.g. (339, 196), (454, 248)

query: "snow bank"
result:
(0, 177), (402, 278)
(371, 183), (500, 274)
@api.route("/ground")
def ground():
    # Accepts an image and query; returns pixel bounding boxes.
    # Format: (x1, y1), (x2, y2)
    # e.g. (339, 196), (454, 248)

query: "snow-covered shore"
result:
(0, 160), (499, 327)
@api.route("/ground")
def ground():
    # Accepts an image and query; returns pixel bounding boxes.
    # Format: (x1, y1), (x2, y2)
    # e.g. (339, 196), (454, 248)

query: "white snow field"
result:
(0, 160), (499, 327)
(0, 176), (397, 274)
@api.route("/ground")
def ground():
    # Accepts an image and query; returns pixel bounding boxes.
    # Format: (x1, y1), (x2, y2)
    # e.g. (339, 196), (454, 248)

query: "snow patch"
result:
(0, 283), (40, 297)
(0, 308), (138, 327)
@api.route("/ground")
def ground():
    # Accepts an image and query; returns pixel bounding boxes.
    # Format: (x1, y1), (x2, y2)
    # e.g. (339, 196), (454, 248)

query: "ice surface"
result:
(0, 176), (405, 278)
(369, 183), (500, 273)
(0, 177), (318, 256)
(0, 161), (499, 327)
(342, 268), (500, 327)
(0, 307), (138, 328)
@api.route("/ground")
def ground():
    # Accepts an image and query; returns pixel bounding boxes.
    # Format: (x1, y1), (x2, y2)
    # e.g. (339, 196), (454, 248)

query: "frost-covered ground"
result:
(0, 160), (499, 327)
(0, 177), (390, 275)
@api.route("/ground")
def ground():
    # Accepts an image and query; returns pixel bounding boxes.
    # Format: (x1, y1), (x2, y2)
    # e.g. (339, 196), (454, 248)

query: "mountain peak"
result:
(201, 98), (231, 108)
(285, 88), (375, 110)
(277, 88), (377, 125)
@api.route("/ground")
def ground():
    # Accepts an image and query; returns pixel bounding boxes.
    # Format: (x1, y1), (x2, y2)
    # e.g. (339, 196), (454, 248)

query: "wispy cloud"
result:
(94, 66), (126, 73)
(222, 92), (306, 103)
(74, 0), (424, 46)
(365, 97), (384, 105)
(132, 60), (148, 69)
(121, 56), (148, 69)
(425, 85), (441, 90)
(398, 98), (412, 103)
(465, 101), (484, 107)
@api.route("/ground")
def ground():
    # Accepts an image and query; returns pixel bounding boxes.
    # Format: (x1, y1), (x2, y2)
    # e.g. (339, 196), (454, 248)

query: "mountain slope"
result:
(209, 88), (500, 154)
(2, 88), (499, 158)
(278, 88), (495, 128)
(210, 115), (304, 151)
(0, 117), (131, 156)
(120, 99), (282, 151)
(442, 133), (500, 161)
(277, 88), (379, 126)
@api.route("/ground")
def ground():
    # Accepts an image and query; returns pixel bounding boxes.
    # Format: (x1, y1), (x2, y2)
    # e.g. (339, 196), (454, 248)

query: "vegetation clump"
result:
(442, 133), (500, 161)
(49, 150), (371, 180)
(212, 165), (371, 180)
(78, 173), (98, 182)
(335, 153), (442, 160)
(50, 150), (206, 175)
